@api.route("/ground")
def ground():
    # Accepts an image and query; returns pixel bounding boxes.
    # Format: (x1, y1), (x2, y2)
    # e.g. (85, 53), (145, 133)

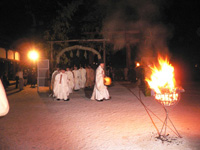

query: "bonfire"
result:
(145, 55), (182, 106)
(145, 55), (184, 140)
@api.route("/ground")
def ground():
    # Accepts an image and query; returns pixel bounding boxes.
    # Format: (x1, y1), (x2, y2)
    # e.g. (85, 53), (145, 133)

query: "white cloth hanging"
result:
(84, 51), (87, 59)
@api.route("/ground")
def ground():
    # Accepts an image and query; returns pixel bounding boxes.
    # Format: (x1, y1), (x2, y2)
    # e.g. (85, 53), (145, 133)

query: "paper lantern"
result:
(104, 77), (112, 86)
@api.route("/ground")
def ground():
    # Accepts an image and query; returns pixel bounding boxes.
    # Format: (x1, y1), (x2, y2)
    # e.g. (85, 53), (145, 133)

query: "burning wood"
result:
(155, 92), (179, 106)
(145, 55), (184, 106)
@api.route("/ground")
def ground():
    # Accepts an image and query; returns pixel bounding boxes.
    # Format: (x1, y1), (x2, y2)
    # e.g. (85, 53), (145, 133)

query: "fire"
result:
(146, 56), (176, 93)
(145, 55), (179, 106)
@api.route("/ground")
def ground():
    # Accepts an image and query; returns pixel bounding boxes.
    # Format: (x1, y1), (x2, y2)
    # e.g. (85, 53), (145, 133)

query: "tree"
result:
(43, 1), (83, 41)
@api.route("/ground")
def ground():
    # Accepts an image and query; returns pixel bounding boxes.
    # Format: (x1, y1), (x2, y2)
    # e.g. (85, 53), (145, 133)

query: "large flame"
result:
(145, 55), (176, 94)
(145, 55), (179, 106)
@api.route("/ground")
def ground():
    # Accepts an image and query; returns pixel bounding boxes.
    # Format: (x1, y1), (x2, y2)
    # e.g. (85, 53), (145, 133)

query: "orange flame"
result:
(145, 55), (179, 106)
(145, 55), (177, 94)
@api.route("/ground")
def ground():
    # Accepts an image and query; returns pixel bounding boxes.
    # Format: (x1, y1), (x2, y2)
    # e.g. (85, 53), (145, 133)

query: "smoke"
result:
(100, 0), (173, 57)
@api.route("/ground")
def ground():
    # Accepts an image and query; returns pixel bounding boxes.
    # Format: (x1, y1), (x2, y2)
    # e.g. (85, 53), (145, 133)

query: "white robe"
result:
(51, 70), (59, 91)
(79, 68), (86, 88)
(91, 65), (110, 100)
(0, 79), (9, 116)
(72, 70), (80, 90)
(53, 72), (70, 100)
(65, 71), (74, 93)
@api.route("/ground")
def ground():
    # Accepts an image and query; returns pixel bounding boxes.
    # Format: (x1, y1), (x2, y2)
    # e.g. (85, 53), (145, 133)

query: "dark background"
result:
(0, 0), (200, 81)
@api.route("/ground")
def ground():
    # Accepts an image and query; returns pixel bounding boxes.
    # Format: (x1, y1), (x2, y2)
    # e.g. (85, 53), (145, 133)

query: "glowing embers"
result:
(155, 92), (180, 106)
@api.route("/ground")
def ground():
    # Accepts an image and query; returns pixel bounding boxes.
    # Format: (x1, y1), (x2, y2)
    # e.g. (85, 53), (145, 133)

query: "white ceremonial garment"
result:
(65, 71), (74, 93)
(0, 79), (9, 116)
(79, 68), (86, 88)
(51, 70), (59, 91)
(53, 72), (70, 100)
(72, 70), (80, 90)
(91, 65), (110, 100)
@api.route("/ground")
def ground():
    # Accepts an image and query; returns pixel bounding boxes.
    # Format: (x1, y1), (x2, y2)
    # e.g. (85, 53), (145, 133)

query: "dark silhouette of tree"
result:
(44, 1), (83, 41)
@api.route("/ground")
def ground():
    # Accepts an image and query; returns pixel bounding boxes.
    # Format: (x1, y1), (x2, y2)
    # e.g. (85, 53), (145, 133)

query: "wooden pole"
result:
(103, 41), (106, 72)
(48, 39), (110, 43)
(125, 32), (131, 68)
(50, 41), (53, 73)
(126, 43), (131, 68)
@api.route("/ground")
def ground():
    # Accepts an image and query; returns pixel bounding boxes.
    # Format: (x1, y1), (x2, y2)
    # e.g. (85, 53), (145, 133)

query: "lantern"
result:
(104, 77), (112, 86)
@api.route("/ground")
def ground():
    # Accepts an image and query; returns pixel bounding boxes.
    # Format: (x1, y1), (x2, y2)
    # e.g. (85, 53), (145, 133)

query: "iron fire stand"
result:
(158, 105), (182, 141)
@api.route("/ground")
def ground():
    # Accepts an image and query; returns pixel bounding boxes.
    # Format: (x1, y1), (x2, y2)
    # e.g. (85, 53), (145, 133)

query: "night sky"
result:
(165, 1), (200, 54)
(0, 0), (200, 60)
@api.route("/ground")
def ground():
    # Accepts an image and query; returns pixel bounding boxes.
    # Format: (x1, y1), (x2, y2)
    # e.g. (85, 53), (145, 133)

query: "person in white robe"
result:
(72, 66), (81, 91)
(51, 66), (60, 94)
(79, 65), (86, 88)
(0, 79), (9, 116)
(65, 67), (74, 93)
(53, 66), (70, 101)
(91, 61), (110, 102)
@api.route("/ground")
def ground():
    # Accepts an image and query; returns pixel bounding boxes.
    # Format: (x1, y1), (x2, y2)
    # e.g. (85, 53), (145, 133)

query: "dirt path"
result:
(0, 82), (199, 150)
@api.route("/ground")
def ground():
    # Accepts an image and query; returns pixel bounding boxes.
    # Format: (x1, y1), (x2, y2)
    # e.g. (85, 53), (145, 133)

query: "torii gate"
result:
(56, 45), (102, 64)
(49, 39), (109, 71)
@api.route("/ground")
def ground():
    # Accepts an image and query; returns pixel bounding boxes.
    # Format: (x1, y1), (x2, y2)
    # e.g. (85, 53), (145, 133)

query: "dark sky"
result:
(164, 1), (200, 49)
(0, 0), (200, 57)
(164, 0), (200, 64)
(0, 0), (59, 44)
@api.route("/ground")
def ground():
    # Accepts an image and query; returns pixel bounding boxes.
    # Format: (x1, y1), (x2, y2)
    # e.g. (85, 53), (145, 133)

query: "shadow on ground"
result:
(84, 87), (93, 99)
(6, 86), (21, 96)
(118, 81), (138, 89)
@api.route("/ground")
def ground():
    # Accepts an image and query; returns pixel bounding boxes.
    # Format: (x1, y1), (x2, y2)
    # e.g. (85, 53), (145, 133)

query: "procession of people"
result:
(51, 60), (111, 102)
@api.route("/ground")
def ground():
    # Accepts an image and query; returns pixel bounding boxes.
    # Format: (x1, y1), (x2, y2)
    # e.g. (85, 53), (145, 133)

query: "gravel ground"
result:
(0, 81), (200, 150)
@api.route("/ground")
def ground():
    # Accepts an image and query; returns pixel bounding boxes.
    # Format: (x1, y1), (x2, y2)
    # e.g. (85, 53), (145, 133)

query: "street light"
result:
(28, 50), (39, 62)
(28, 50), (39, 88)
(136, 62), (140, 67)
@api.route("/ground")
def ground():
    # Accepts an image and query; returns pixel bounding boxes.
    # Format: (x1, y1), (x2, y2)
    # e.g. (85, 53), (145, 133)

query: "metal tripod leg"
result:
(159, 105), (182, 138)
(168, 116), (182, 138)
(159, 107), (168, 138)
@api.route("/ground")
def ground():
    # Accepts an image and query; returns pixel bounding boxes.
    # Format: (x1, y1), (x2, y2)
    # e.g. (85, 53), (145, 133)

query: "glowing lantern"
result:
(136, 62), (140, 67)
(104, 77), (112, 86)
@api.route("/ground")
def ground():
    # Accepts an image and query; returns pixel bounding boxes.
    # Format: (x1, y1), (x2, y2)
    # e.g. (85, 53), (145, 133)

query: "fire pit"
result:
(154, 90), (182, 140)
(145, 55), (184, 140)
(155, 91), (180, 106)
